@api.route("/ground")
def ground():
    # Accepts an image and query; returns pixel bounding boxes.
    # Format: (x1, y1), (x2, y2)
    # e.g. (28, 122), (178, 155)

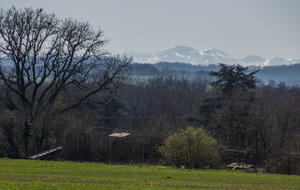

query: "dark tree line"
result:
(194, 64), (300, 172)
(1, 7), (300, 174)
(117, 63), (300, 173)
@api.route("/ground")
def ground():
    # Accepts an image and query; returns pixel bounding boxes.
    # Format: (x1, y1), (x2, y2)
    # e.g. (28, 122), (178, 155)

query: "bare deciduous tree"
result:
(0, 6), (131, 157)
(0, 6), (131, 119)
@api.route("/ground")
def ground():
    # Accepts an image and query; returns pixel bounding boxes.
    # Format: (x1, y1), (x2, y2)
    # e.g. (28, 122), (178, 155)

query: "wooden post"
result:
(74, 134), (77, 160)
(103, 134), (105, 161)
(83, 134), (86, 160)
(65, 134), (68, 160)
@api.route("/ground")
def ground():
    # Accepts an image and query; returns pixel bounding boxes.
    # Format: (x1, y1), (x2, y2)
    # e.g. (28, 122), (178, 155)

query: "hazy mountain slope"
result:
(130, 46), (299, 67)
(131, 46), (240, 65)
(242, 55), (266, 64)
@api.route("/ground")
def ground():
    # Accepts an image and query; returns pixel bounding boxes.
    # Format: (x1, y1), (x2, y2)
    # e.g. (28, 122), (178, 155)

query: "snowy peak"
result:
(155, 46), (198, 63)
(131, 46), (239, 65)
(162, 46), (198, 55)
(268, 57), (300, 66)
(200, 48), (228, 56)
(129, 46), (300, 66)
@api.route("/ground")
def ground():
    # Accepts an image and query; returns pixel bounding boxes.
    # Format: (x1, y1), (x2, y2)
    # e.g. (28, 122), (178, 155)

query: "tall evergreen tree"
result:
(208, 63), (258, 96)
(199, 63), (259, 150)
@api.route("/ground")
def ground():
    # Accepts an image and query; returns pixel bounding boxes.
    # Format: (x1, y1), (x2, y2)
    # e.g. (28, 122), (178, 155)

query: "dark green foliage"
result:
(22, 119), (32, 157)
(199, 64), (259, 150)
(0, 110), (21, 158)
(209, 63), (259, 96)
(35, 124), (50, 153)
(198, 97), (222, 118)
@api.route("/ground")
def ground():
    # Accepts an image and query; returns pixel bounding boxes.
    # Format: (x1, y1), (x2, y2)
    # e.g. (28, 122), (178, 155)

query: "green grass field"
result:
(0, 158), (299, 189)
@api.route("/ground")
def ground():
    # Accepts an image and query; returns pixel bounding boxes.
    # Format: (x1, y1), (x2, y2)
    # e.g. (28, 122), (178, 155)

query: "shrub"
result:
(158, 127), (220, 169)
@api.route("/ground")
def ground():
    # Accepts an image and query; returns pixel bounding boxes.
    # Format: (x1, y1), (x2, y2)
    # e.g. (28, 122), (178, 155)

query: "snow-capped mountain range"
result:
(129, 46), (300, 66)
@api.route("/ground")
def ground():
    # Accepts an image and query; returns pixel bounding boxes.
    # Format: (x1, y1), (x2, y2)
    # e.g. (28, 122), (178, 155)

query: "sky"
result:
(1, 0), (300, 60)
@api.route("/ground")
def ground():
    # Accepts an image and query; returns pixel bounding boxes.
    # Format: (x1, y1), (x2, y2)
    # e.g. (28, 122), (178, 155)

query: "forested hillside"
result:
(131, 62), (300, 85)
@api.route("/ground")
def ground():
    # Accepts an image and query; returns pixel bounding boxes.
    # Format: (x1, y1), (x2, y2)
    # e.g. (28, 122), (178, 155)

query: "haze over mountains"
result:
(1, 45), (300, 85)
(129, 46), (300, 67)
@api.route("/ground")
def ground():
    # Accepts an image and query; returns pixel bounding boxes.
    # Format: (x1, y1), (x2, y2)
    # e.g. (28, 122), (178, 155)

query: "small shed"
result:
(109, 133), (130, 137)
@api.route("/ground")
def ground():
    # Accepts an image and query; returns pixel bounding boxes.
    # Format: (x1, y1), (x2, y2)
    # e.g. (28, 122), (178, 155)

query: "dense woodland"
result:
(1, 6), (300, 174)
(2, 62), (300, 166)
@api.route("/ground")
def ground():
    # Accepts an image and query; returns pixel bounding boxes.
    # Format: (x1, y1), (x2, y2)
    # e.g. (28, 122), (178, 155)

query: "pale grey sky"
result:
(2, 0), (299, 60)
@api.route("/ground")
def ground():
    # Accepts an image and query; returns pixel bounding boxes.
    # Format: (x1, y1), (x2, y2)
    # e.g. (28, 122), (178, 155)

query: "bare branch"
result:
(0, 6), (131, 121)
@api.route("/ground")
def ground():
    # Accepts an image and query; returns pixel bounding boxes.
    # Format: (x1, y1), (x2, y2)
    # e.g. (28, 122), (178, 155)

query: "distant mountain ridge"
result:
(129, 46), (300, 66)
(242, 55), (266, 63)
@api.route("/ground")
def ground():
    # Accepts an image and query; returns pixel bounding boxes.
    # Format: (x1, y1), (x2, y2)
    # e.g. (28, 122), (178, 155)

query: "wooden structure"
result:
(227, 162), (254, 170)
(63, 133), (164, 163)
(28, 147), (63, 160)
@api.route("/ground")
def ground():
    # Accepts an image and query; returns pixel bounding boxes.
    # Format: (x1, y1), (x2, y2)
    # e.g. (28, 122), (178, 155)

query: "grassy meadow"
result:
(0, 158), (299, 189)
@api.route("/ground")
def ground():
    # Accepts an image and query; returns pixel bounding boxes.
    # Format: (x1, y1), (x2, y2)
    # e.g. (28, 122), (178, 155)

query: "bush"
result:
(158, 127), (220, 169)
